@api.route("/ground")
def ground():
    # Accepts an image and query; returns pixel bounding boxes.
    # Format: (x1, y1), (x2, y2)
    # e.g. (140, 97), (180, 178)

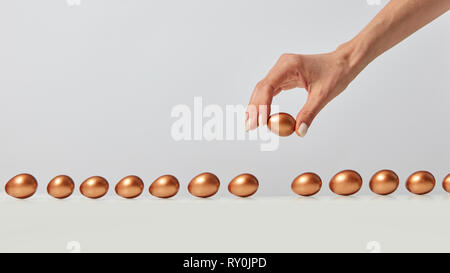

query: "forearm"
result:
(338, 0), (450, 74)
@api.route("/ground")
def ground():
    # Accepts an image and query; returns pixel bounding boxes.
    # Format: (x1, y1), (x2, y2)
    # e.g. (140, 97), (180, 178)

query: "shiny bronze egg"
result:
(115, 175), (144, 199)
(5, 173), (38, 199)
(149, 175), (180, 198)
(47, 175), (75, 199)
(228, 173), (259, 197)
(267, 112), (296, 136)
(188, 172), (220, 198)
(329, 170), (362, 196)
(291, 172), (322, 196)
(369, 170), (399, 195)
(443, 174), (450, 193)
(406, 171), (435, 195)
(80, 176), (109, 199)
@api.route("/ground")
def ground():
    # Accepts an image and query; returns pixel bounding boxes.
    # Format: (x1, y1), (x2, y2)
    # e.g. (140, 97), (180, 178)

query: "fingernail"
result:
(258, 114), (263, 127)
(245, 119), (251, 132)
(297, 123), (309, 137)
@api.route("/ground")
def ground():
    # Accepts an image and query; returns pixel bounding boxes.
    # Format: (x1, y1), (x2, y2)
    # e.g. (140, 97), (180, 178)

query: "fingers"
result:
(258, 104), (270, 126)
(246, 81), (274, 131)
(295, 93), (325, 137)
(245, 104), (271, 131)
(246, 54), (302, 131)
(245, 105), (258, 131)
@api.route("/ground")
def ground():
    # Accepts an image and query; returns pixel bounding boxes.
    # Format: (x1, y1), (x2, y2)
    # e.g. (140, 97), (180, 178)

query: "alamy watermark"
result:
(66, 241), (81, 253)
(366, 0), (381, 6)
(67, 0), (81, 6)
(170, 97), (280, 151)
(366, 241), (382, 253)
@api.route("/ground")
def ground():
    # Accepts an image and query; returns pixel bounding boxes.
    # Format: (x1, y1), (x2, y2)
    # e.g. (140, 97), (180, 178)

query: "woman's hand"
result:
(246, 49), (360, 137)
(246, 0), (449, 137)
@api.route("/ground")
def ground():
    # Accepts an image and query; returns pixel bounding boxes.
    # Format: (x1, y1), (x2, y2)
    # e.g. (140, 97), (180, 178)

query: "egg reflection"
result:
(329, 170), (362, 196)
(267, 113), (296, 137)
(369, 170), (399, 195)
(188, 172), (220, 198)
(228, 173), (258, 197)
(149, 175), (180, 198)
(80, 176), (109, 199)
(47, 175), (75, 199)
(115, 175), (144, 199)
(406, 171), (435, 195)
(291, 172), (322, 196)
(5, 173), (38, 199)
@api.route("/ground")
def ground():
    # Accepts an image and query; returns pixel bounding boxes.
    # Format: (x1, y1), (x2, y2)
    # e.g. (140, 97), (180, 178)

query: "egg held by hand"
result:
(267, 113), (296, 137)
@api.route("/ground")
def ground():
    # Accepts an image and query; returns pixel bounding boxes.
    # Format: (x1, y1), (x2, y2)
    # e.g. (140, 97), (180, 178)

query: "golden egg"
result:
(115, 175), (144, 199)
(267, 112), (296, 136)
(5, 173), (38, 199)
(329, 170), (362, 196)
(369, 170), (399, 195)
(291, 172), (322, 196)
(149, 175), (180, 198)
(188, 172), (220, 198)
(443, 174), (450, 193)
(80, 176), (109, 199)
(228, 173), (259, 197)
(406, 171), (435, 195)
(47, 175), (75, 199)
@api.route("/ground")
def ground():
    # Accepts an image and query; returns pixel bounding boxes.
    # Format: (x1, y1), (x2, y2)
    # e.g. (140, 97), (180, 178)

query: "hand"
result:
(245, 0), (449, 138)
(245, 50), (360, 137)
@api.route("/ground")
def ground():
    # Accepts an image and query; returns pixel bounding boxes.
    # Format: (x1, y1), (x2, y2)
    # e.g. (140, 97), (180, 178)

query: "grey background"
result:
(0, 0), (449, 198)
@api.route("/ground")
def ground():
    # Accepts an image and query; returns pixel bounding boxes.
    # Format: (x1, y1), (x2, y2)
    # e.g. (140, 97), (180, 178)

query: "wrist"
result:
(334, 38), (372, 78)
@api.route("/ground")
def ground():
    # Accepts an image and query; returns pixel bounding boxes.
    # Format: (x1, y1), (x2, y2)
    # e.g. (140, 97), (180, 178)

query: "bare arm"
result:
(246, 0), (450, 137)
(343, 0), (450, 73)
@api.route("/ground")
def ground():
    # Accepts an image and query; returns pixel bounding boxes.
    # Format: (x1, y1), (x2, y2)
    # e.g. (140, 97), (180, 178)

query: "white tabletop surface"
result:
(1, 194), (449, 253)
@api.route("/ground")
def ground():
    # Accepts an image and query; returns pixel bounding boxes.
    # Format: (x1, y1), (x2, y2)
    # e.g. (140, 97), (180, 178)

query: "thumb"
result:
(295, 95), (323, 137)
